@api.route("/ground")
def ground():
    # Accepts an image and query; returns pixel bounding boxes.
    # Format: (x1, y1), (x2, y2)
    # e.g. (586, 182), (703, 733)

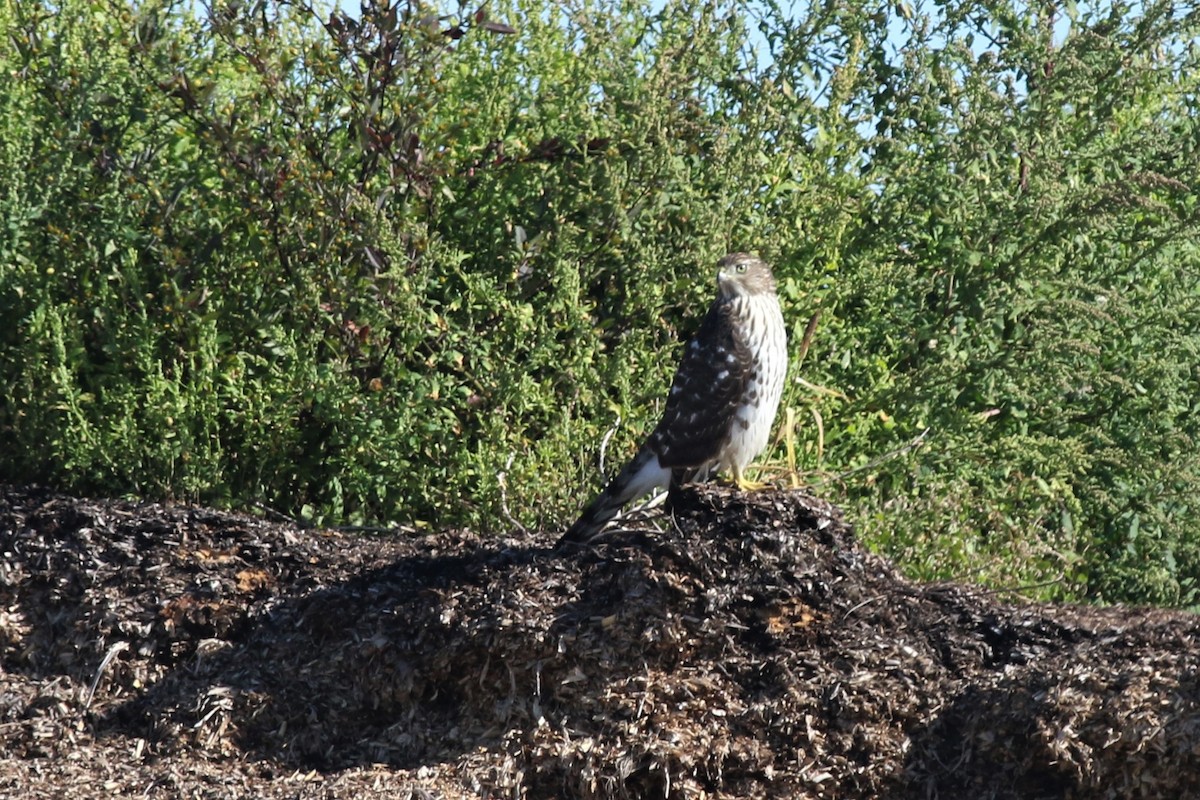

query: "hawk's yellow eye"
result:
(735, 263), (748, 274)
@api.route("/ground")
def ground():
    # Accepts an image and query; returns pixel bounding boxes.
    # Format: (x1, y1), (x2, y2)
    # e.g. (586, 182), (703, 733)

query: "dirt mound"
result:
(1, 483), (1198, 798)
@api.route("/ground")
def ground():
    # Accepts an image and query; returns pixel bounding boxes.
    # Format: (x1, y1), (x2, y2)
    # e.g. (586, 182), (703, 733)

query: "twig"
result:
(84, 641), (129, 709)
(497, 453), (528, 536)
(842, 596), (883, 622)
(251, 501), (305, 526)
(815, 427), (932, 485)
(969, 576), (1068, 597)
(334, 523), (419, 535)
(598, 414), (622, 474)
(795, 311), (821, 368)
(794, 377), (849, 400)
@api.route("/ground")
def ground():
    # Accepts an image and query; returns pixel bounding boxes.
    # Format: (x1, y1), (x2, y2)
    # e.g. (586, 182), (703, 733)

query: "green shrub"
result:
(1, 0), (1197, 605)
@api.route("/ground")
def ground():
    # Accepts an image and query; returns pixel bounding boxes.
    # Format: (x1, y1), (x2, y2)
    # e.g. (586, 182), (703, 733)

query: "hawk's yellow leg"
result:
(731, 464), (770, 491)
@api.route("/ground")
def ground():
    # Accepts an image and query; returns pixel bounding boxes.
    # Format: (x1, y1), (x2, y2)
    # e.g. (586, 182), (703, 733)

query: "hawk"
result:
(558, 252), (788, 547)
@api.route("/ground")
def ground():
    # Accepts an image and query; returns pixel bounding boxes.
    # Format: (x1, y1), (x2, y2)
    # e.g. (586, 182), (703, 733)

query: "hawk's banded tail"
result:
(556, 447), (671, 548)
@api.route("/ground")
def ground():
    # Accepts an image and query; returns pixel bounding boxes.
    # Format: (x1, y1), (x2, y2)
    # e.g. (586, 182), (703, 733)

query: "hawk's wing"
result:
(647, 298), (751, 469)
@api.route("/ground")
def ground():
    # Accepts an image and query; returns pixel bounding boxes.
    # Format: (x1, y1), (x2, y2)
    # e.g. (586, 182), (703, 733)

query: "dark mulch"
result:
(1, 483), (1198, 798)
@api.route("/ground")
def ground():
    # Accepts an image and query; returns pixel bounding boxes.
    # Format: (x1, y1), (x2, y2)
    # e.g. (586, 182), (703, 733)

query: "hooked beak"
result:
(717, 266), (739, 296)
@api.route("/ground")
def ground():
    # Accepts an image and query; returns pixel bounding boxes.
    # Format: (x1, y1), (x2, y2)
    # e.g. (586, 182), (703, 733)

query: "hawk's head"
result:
(716, 252), (776, 298)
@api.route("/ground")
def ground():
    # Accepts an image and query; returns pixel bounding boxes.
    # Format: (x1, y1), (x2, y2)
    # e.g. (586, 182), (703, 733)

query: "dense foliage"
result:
(1, 0), (1198, 606)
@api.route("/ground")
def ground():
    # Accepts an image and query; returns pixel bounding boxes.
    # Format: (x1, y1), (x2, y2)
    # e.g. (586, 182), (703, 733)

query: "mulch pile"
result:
(1, 483), (1198, 799)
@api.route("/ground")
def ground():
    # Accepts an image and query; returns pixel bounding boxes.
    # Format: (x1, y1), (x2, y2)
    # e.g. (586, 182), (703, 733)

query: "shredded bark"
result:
(1, 483), (1198, 798)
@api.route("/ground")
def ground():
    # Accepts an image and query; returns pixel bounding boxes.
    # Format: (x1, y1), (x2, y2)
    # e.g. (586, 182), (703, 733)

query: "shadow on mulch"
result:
(898, 650), (1200, 800)
(102, 543), (568, 769)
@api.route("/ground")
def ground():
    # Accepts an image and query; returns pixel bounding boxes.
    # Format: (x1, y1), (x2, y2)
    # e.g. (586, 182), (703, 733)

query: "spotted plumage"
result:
(557, 253), (788, 547)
